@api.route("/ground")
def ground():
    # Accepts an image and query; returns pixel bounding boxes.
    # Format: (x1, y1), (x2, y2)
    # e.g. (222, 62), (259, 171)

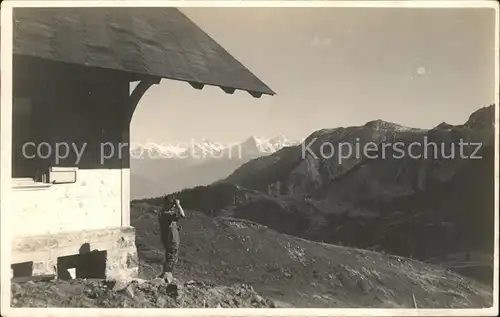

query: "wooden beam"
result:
(248, 90), (262, 98)
(128, 77), (161, 123)
(220, 86), (236, 95)
(189, 82), (204, 90)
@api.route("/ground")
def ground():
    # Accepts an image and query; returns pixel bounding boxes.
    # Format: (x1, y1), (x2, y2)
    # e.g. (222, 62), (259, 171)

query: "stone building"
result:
(1, 7), (274, 280)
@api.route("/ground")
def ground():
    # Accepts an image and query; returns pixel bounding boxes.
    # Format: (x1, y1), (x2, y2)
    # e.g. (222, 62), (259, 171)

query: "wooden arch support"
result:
(127, 76), (162, 123)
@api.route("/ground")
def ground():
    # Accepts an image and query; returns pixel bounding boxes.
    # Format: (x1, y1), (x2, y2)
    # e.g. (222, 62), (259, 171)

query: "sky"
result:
(130, 7), (496, 145)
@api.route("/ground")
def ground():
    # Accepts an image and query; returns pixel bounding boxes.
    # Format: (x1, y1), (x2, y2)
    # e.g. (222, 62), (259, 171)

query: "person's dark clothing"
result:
(158, 207), (181, 273)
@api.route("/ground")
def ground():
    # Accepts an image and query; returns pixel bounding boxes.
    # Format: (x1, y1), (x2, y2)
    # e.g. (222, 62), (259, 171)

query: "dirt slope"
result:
(131, 205), (492, 308)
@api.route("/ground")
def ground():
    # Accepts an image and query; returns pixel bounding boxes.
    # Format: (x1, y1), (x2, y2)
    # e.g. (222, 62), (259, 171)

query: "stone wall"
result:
(12, 227), (138, 280)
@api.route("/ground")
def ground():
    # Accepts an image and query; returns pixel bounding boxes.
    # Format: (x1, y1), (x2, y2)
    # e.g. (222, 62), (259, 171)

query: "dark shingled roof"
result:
(13, 7), (275, 97)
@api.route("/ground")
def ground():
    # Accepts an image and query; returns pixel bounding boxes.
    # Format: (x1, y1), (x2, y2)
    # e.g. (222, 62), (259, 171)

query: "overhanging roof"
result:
(12, 7), (275, 98)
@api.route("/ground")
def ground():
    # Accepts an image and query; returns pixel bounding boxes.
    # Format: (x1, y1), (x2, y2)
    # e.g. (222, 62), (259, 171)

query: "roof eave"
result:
(187, 81), (276, 98)
(13, 53), (276, 98)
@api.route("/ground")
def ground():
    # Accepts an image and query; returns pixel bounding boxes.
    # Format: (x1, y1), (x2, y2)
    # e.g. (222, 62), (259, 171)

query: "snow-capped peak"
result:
(130, 135), (301, 160)
(130, 142), (186, 158)
(246, 135), (301, 154)
(189, 138), (226, 155)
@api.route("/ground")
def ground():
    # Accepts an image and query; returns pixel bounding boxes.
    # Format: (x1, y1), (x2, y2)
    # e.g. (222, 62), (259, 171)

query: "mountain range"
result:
(130, 135), (301, 198)
(139, 105), (495, 284)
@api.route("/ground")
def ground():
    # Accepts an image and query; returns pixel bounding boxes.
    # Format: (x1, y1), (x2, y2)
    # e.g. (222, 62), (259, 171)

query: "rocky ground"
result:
(11, 278), (276, 308)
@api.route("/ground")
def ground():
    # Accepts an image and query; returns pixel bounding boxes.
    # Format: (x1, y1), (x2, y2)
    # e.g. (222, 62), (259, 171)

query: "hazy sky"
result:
(130, 7), (496, 145)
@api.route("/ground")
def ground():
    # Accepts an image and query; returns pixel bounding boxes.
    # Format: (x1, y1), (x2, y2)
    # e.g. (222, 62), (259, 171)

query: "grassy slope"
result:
(132, 203), (492, 308)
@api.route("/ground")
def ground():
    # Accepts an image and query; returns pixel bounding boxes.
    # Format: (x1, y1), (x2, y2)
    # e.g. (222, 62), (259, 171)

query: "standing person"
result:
(157, 195), (186, 283)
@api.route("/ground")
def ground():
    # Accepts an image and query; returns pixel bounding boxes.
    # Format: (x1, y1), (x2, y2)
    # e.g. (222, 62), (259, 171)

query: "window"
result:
(11, 97), (54, 186)
(12, 97), (37, 179)
(12, 89), (83, 187)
